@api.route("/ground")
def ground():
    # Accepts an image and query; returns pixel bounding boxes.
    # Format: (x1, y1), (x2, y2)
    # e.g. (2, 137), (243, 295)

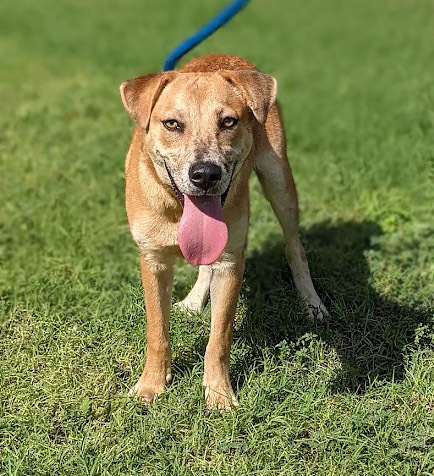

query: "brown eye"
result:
(220, 117), (238, 129)
(163, 119), (182, 132)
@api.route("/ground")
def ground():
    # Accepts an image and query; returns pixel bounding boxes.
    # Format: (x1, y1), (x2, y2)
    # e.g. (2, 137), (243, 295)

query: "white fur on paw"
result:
(174, 299), (204, 313)
(306, 301), (329, 320)
(204, 384), (239, 411)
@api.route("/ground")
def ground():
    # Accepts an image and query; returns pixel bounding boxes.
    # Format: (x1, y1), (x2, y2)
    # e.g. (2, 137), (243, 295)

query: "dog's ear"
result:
(219, 70), (277, 124)
(119, 72), (176, 130)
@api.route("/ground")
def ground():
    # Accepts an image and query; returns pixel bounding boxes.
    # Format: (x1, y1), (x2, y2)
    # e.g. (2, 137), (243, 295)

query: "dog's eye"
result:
(220, 117), (238, 129)
(163, 120), (182, 132)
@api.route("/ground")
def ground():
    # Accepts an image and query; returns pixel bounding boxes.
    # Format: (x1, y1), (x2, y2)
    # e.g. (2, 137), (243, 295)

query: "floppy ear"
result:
(119, 72), (176, 130)
(219, 70), (277, 124)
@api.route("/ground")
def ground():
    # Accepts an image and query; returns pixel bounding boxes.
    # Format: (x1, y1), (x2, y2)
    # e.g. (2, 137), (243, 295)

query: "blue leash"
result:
(163, 0), (251, 72)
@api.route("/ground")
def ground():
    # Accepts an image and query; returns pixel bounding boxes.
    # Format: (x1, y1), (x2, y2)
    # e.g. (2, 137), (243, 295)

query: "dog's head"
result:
(120, 70), (277, 201)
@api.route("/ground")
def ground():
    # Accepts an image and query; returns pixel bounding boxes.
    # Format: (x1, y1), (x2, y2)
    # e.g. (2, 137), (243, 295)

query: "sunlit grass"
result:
(1, 0), (433, 474)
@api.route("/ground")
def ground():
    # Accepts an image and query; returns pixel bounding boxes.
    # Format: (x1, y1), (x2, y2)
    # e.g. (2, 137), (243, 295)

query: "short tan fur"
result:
(120, 55), (328, 410)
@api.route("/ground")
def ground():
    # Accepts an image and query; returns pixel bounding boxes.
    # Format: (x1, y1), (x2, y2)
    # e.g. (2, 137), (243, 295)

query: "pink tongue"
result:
(178, 195), (228, 266)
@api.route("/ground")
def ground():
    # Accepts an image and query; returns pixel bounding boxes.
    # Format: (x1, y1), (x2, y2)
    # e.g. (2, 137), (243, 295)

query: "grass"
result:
(0, 0), (433, 474)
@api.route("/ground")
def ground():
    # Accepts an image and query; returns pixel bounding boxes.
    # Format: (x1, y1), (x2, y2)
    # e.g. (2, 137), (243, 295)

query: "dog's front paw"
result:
(129, 371), (170, 404)
(304, 298), (330, 321)
(203, 381), (238, 411)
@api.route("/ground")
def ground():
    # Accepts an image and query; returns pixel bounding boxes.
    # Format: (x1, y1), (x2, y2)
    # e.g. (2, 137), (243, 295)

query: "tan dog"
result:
(120, 55), (328, 410)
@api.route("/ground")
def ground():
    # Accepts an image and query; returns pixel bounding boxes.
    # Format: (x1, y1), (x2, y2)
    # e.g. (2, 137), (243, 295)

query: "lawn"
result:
(1, 0), (433, 474)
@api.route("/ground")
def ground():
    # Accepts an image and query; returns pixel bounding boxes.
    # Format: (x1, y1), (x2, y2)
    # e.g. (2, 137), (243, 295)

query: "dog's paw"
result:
(129, 372), (170, 404)
(306, 301), (330, 321)
(174, 298), (204, 314)
(129, 383), (161, 404)
(203, 382), (238, 412)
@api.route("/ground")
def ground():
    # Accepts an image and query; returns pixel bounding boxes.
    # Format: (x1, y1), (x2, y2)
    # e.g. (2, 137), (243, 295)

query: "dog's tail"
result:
(163, 0), (251, 72)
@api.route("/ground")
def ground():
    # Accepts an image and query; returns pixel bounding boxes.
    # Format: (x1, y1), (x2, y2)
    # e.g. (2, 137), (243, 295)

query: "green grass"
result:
(1, 0), (433, 474)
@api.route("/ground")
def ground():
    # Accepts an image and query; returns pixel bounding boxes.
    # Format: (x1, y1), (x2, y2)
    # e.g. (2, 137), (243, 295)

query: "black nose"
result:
(189, 162), (222, 191)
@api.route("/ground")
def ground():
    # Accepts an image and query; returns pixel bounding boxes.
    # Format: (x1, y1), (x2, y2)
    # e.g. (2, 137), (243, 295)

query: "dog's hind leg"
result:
(175, 265), (212, 313)
(254, 106), (328, 320)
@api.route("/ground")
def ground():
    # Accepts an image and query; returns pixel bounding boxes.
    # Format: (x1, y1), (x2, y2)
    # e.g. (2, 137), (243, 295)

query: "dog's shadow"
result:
(230, 219), (431, 394)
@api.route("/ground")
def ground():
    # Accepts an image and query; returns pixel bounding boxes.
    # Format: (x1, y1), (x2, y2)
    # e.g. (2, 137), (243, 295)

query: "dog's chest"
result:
(130, 216), (180, 256)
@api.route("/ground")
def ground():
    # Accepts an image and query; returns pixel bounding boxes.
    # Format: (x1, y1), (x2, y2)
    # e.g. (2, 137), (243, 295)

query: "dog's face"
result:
(120, 71), (276, 200)
(146, 73), (254, 198)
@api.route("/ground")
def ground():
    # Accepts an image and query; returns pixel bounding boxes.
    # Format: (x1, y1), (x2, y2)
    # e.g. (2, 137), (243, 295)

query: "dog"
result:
(120, 54), (328, 410)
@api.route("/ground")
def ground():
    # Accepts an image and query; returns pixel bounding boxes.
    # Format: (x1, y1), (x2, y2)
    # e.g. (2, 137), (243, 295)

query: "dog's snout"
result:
(189, 162), (222, 190)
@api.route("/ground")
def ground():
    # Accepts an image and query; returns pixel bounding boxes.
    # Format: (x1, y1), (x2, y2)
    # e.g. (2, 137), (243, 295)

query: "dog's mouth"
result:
(164, 162), (185, 206)
(164, 162), (235, 266)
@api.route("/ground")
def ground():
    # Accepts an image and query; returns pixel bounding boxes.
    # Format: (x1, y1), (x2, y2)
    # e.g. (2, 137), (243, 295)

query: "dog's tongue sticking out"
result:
(178, 195), (228, 266)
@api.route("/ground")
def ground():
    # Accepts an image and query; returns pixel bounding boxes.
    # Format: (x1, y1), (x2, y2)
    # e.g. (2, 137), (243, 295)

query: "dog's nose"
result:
(189, 162), (222, 190)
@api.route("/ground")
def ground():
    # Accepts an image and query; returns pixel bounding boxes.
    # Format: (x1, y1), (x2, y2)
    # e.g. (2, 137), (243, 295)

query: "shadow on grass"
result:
(234, 220), (431, 394)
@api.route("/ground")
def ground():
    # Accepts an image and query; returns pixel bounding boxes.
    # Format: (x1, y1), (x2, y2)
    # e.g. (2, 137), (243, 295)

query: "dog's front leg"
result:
(130, 254), (173, 403)
(203, 251), (245, 410)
